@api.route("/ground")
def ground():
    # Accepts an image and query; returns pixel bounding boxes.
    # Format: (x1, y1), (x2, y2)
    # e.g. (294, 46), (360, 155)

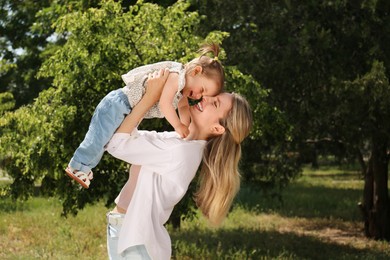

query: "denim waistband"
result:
(114, 88), (131, 108)
(107, 211), (125, 226)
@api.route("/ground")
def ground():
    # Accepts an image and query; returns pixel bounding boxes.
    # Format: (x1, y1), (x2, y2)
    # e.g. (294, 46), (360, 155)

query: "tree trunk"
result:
(356, 149), (367, 176)
(361, 136), (390, 240)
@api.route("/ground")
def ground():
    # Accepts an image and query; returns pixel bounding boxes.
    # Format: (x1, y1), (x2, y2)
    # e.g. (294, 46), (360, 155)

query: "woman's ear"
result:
(210, 123), (225, 136)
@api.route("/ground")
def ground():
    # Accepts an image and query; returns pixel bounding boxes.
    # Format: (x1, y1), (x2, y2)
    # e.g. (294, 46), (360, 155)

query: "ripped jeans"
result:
(69, 89), (131, 174)
(106, 212), (151, 260)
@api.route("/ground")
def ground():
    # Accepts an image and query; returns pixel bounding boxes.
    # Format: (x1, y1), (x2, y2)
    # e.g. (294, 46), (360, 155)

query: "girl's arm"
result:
(159, 73), (189, 138)
(178, 97), (190, 126)
(116, 68), (169, 134)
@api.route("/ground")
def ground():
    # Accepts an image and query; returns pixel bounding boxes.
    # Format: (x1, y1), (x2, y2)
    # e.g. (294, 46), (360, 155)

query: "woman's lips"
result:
(188, 96), (203, 107)
(195, 101), (203, 112)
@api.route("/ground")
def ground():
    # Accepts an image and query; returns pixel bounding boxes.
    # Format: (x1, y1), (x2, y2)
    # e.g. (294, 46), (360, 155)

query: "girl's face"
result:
(189, 93), (233, 134)
(184, 68), (221, 100)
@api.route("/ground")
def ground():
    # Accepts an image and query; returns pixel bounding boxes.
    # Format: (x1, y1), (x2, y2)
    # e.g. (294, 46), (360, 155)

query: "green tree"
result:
(195, 0), (390, 239)
(0, 0), (53, 107)
(0, 92), (14, 115)
(0, 0), (274, 227)
(192, 0), (302, 195)
(334, 61), (390, 240)
(0, 0), (104, 107)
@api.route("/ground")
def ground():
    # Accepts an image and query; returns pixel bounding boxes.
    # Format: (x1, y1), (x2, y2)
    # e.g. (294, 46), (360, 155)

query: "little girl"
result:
(65, 43), (224, 188)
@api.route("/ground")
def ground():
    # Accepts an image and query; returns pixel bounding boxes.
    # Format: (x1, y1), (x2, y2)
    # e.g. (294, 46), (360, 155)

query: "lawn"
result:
(1, 166), (390, 259)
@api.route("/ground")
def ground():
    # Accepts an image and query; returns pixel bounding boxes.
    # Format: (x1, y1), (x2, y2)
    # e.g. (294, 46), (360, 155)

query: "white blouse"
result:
(106, 130), (206, 260)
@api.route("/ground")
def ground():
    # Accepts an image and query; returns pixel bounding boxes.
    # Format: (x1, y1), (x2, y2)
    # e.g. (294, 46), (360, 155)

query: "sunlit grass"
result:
(1, 165), (390, 259)
(0, 197), (107, 259)
(301, 165), (363, 190)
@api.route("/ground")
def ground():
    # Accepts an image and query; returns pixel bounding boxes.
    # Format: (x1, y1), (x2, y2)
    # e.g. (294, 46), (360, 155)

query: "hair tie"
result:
(214, 56), (219, 62)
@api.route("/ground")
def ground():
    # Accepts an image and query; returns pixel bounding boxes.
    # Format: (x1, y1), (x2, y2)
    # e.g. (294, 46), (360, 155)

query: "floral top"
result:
(121, 61), (186, 118)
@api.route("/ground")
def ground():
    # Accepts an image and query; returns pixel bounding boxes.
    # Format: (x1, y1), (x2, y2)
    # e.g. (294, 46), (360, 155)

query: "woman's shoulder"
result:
(138, 130), (178, 139)
(138, 131), (205, 148)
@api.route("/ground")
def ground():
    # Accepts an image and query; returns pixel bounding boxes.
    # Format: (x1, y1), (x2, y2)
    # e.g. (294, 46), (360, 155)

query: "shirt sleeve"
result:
(106, 132), (172, 166)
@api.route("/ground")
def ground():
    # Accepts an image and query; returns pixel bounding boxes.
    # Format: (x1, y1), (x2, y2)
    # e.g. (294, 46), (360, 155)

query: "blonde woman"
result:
(105, 68), (252, 260)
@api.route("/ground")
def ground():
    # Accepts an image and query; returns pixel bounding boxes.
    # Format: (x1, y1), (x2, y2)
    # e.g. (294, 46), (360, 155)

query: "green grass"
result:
(1, 166), (390, 259)
(238, 168), (364, 221)
(0, 197), (107, 259)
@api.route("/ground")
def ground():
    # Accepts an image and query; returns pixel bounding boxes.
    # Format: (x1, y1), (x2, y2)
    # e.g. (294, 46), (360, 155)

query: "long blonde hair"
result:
(185, 43), (225, 90)
(194, 93), (252, 226)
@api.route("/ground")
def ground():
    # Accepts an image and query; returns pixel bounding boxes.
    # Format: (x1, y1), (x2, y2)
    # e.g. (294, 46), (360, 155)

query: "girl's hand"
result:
(175, 123), (190, 138)
(145, 68), (169, 103)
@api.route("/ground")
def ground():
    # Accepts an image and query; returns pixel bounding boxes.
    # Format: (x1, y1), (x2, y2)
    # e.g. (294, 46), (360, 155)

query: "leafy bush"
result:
(0, 0), (297, 224)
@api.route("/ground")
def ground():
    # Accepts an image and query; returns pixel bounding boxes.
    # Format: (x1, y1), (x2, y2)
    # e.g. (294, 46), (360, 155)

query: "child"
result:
(65, 43), (224, 188)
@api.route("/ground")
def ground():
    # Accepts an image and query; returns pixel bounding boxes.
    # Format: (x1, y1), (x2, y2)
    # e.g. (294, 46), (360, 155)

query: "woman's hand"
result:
(145, 68), (170, 104)
(115, 68), (169, 134)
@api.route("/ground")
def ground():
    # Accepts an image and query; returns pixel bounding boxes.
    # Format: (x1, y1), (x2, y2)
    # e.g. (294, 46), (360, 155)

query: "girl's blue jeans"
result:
(68, 89), (131, 173)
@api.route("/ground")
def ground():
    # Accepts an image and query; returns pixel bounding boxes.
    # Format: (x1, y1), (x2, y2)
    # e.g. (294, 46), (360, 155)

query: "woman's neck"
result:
(186, 123), (208, 141)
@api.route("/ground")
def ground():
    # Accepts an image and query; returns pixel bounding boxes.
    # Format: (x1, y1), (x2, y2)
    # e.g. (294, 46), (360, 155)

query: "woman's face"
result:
(189, 93), (233, 133)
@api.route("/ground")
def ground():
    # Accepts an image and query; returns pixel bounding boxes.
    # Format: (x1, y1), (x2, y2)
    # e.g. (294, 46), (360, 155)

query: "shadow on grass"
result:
(304, 173), (361, 179)
(171, 227), (389, 259)
(0, 196), (32, 213)
(0, 183), (44, 213)
(236, 183), (363, 221)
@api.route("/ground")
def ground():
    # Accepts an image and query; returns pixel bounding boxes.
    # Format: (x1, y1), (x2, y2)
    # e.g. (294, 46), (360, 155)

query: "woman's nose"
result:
(202, 96), (214, 104)
(192, 93), (202, 99)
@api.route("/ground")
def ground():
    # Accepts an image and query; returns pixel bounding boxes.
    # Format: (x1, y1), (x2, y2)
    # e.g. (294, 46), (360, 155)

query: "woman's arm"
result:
(116, 68), (169, 133)
(113, 165), (141, 213)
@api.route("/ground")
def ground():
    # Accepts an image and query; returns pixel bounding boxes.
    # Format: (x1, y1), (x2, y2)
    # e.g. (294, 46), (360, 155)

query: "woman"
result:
(105, 68), (252, 259)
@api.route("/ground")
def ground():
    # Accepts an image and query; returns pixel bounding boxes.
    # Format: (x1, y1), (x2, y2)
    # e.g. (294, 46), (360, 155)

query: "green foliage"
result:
(0, 92), (15, 115)
(0, 0), (54, 107)
(2, 0), (390, 237)
(194, 0), (390, 180)
(1, 0), (270, 225)
(332, 61), (390, 144)
(0, 88), (77, 199)
(0, 59), (15, 75)
(225, 66), (299, 191)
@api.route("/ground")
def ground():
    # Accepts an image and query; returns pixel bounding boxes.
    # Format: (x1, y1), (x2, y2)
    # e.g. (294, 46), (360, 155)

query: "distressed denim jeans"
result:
(69, 89), (131, 173)
(106, 212), (151, 260)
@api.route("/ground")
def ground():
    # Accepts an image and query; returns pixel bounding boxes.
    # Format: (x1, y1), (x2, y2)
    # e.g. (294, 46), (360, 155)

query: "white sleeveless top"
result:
(106, 130), (206, 260)
(121, 61), (186, 118)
